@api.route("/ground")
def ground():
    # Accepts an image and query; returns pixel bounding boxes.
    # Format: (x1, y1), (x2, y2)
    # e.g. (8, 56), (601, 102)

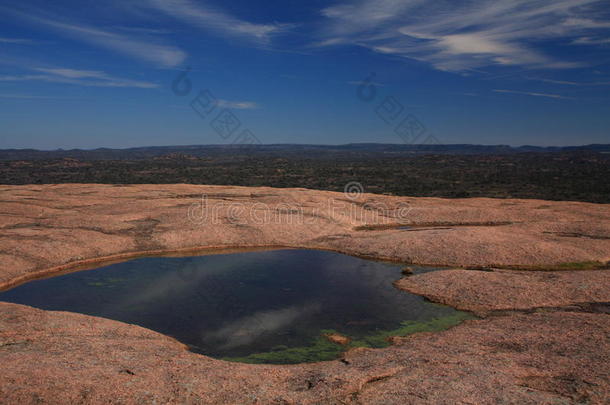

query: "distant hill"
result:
(0, 143), (609, 161)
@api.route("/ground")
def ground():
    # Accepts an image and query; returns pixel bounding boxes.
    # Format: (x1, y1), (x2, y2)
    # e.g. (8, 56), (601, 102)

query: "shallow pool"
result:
(0, 249), (472, 363)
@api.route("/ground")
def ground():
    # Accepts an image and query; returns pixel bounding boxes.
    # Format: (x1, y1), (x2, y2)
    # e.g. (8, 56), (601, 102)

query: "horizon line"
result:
(1, 142), (609, 152)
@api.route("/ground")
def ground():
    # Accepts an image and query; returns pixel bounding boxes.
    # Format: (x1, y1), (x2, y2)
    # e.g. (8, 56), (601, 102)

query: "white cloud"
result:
(48, 20), (186, 67)
(202, 304), (320, 349)
(112, 26), (173, 35)
(0, 37), (35, 44)
(493, 89), (573, 99)
(217, 100), (259, 110)
(348, 80), (384, 87)
(146, 0), (290, 43)
(7, 10), (186, 68)
(0, 67), (159, 89)
(0, 93), (75, 99)
(317, 0), (610, 72)
(526, 76), (610, 86)
(322, 0), (424, 32)
(571, 36), (610, 45)
(34, 68), (108, 79)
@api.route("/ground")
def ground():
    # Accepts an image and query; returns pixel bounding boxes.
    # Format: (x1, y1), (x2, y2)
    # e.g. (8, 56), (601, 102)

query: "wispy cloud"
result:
(317, 0), (610, 72)
(217, 99), (259, 110)
(0, 67), (159, 88)
(203, 305), (320, 349)
(112, 26), (173, 35)
(526, 76), (610, 86)
(493, 89), (573, 99)
(348, 80), (384, 87)
(0, 37), (35, 44)
(572, 36), (610, 45)
(0, 93), (77, 100)
(7, 9), (186, 67)
(146, 0), (291, 44)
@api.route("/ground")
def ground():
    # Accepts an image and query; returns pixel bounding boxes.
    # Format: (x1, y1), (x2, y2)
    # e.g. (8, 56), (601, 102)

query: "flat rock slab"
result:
(0, 184), (609, 290)
(397, 269), (610, 314)
(1, 184), (609, 403)
(0, 302), (608, 404)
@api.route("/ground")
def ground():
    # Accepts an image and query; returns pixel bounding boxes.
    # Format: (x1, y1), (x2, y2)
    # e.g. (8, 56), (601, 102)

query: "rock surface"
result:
(1, 184), (609, 290)
(0, 303), (607, 404)
(1, 184), (609, 404)
(324, 333), (351, 346)
(397, 269), (610, 314)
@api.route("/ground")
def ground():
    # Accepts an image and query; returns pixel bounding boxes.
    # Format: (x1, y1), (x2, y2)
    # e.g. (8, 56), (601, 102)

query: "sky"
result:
(1, 0), (610, 149)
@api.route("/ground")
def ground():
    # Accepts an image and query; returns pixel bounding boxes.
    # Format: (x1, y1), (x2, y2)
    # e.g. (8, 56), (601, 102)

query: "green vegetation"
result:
(85, 281), (107, 287)
(349, 312), (475, 348)
(222, 312), (475, 364)
(543, 261), (609, 270)
(222, 335), (345, 364)
(85, 277), (127, 288)
(502, 261), (609, 271)
(1, 151), (608, 203)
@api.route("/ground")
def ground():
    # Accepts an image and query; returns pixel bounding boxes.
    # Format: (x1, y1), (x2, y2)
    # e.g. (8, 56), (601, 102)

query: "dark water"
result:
(0, 249), (470, 363)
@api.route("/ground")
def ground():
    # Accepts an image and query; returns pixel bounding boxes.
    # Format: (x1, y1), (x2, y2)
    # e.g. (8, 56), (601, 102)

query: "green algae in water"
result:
(85, 277), (128, 288)
(0, 249), (472, 364)
(224, 312), (475, 364)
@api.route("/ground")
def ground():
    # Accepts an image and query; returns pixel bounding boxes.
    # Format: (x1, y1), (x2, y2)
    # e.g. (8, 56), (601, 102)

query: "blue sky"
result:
(1, 0), (610, 149)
